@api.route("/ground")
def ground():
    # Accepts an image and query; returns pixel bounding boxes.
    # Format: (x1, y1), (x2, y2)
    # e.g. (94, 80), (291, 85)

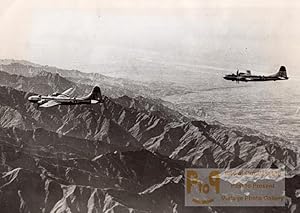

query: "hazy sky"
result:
(1, 0), (300, 79)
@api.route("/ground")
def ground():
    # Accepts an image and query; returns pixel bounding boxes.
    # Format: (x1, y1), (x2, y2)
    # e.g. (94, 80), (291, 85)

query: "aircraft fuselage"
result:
(223, 75), (289, 82)
(28, 95), (99, 105)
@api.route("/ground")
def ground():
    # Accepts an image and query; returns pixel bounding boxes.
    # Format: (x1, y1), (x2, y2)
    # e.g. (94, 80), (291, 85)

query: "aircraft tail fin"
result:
(277, 66), (288, 78)
(83, 86), (102, 102)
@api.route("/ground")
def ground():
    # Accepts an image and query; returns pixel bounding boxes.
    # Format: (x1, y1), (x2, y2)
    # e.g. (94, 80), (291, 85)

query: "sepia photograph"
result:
(0, 0), (299, 212)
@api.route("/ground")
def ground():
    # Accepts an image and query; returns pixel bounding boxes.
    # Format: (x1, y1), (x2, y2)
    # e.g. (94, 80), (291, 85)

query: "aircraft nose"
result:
(28, 96), (39, 102)
(91, 100), (99, 104)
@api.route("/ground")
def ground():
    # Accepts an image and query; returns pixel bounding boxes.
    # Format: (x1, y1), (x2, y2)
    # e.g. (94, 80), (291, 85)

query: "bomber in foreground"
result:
(223, 66), (288, 82)
(28, 86), (102, 108)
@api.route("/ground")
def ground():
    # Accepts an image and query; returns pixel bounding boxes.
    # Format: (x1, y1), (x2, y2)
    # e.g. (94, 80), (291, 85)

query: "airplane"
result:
(223, 66), (289, 82)
(28, 86), (102, 108)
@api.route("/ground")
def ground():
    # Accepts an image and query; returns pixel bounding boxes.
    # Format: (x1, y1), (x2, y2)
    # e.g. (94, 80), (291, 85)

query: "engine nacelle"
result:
(52, 92), (61, 96)
(38, 100), (47, 105)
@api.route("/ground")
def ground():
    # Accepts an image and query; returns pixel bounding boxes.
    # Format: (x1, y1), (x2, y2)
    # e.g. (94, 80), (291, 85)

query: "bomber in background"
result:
(28, 86), (102, 108)
(223, 66), (288, 82)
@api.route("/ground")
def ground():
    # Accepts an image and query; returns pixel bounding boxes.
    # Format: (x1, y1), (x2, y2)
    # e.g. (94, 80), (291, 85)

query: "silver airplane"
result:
(28, 86), (102, 108)
(223, 66), (289, 82)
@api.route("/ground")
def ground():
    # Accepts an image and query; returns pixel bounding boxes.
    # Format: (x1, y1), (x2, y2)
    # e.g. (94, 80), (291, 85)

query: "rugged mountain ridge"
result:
(0, 121), (193, 212)
(0, 69), (93, 96)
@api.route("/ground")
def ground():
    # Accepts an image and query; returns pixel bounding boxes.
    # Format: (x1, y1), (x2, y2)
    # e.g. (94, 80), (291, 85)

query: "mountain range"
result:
(0, 60), (299, 213)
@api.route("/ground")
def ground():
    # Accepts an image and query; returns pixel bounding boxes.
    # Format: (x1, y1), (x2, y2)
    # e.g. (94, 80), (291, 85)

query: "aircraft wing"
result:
(39, 100), (61, 108)
(59, 88), (74, 97)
